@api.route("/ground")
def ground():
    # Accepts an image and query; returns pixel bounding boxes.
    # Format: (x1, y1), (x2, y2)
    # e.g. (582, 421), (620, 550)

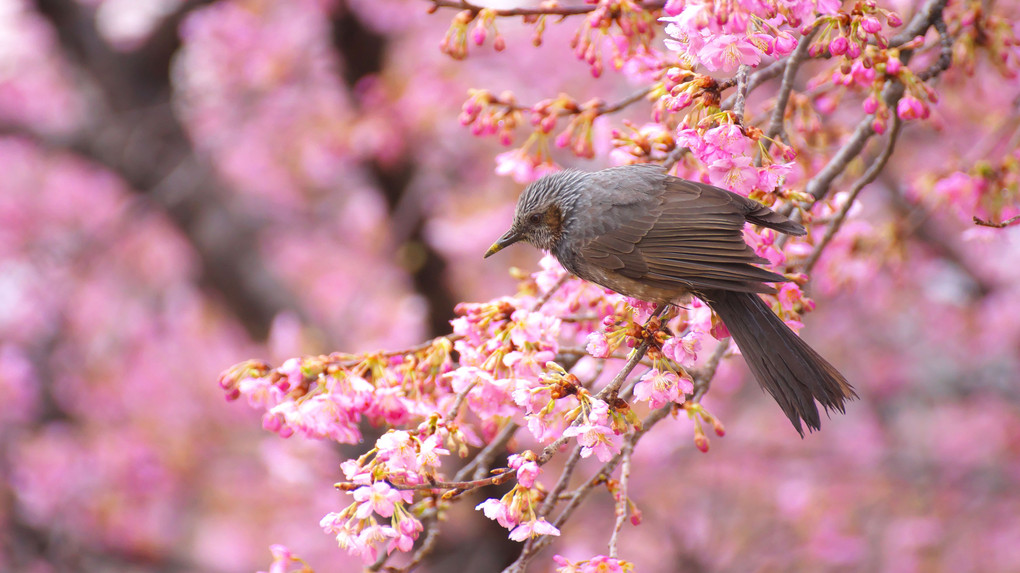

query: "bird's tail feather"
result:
(704, 289), (856, 436)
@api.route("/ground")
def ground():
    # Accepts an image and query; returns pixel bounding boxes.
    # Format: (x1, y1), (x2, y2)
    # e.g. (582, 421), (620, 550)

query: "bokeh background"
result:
(2, 0), (1020, 571)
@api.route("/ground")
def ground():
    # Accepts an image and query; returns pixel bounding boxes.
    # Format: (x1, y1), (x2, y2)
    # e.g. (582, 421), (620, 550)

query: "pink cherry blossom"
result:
(476, 497), (517, 529)
(585, 331), (611, 358)
(508, 517), (561, 541)
(353, 482), (405, 519)
(563, 400), (619, 461)
(698, 34), (762, 72)
(896, 95), (929, 120)
(508, 453), (541, 488)
(662, 331), (702, 366)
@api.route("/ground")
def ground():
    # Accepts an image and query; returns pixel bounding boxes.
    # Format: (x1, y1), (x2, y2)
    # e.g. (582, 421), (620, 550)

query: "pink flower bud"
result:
(896, 95), (927, 120)
(775, 32), (798, 54)
(695, 433), (709, 452)
(829, 36), (849, 56)
(886, 11), (903, 27)
(872, 117), (886, 134)
(863, 95), (879, 114)
(861, 15), (882, 34)
(472, 23), (486, 46)
(493, 35), (506, 51)
(885, 57), (902, 75)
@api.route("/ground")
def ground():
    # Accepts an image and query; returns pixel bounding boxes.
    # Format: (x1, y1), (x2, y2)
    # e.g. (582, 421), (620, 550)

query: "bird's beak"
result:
(484, 228), (522, 258)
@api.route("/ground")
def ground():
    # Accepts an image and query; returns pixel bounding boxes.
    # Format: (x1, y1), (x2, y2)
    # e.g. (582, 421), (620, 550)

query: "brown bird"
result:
(485, 164), (856, 435)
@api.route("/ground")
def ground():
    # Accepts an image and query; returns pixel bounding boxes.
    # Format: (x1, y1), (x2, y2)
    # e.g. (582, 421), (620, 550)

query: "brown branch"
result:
(533, 274), (571, 311)
(378, 469), (516, 494)
(429, 0), (666, 17)
(890, 0), (950, 48)
(917, 16), (953, 81)
(608, 441), (634, 557)
(593, 304), (670, 401)
(387, 515), (441, 573)
(804, 83), (905, 203)
(456, 421), (520, 482)
(482, 86), (654, 121)
(719, 58), (790, 111)
(537, 445), (584, 517)
(692, 339), (729, 402)
(804, 115), (902, 273)
(974, 215), (1020, 228)
(732, 65), (752, 123)
(598, 86), (657, 115)
(760, 26), (820, 162)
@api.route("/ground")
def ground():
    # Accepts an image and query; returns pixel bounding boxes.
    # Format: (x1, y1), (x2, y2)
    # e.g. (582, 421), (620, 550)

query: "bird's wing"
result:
(580, 178), (788, 294)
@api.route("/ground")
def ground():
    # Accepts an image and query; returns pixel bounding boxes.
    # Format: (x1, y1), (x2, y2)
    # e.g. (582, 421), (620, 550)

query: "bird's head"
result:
(484, 171), (585, 258)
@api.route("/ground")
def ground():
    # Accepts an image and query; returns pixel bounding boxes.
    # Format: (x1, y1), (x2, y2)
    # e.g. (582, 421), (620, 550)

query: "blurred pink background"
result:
(2, 0), (1019, 571)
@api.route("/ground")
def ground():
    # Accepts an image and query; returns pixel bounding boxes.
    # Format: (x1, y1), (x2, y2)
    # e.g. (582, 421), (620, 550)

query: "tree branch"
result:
(804, 115), (902, 273)
(428, 0), (667, 17)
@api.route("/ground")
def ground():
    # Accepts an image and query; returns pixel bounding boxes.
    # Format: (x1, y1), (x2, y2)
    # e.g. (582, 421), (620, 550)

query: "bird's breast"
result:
(554, 248), (692, 305)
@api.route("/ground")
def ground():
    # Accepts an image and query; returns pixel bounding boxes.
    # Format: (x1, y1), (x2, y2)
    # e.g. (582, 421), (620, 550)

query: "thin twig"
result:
(608, 442), (634, 557)
(532, 274), (570, 311)
(456, 421), (519, 482)
(538, 444), (585, 518)
(917, 16), (954, 81)
(692, 339), (729, 402)
(663, 145), (689, 171)
(429, 0), (666, 17)
(380, 469), (515, 493)
(537, 304), (668, 465)
(393, 510), (442, 573)
(890, 0), (950, 47)
(760, 26), (820, 163)
(598, 86), (657, 115)
(517, 443), (585, 562)
(732, 65), (752, 123)
(804, 115), (902, 273)
(974, 215), (1020, 228)
(445, 380), (478, 420)
(805, 82), (905, 203)
(719, 58), (789, 110)
(594, 304), (670, 401)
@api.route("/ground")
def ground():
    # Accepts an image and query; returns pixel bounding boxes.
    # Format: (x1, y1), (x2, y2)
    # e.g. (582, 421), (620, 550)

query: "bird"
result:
(484, 163), (856, 435)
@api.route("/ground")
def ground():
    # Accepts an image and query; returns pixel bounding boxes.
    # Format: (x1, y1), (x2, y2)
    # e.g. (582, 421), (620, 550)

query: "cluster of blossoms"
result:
(232, 0), (1013, 570)
(660, 0), (902, 72)
(222, 253), (750, 566)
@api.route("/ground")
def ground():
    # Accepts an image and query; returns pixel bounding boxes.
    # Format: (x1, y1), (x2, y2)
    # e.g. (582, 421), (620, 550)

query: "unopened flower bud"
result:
(829, 36), (849, 56)
(861, 15), (882, 34)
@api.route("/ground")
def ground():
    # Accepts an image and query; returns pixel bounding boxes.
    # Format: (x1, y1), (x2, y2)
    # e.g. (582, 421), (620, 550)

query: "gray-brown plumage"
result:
(485, 164), (856, 435)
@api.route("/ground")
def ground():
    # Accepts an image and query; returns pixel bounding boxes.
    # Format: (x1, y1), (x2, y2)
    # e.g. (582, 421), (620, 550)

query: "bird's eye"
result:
(528, 212), (543, 225)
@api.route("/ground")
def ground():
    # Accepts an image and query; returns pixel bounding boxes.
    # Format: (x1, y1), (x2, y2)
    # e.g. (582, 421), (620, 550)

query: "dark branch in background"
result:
(30, 0), (309, 342)
(886, 182), (994, 299)
(331, 2), (458, 339)
(804, 116), (903, 273)
(890, 0), (950, 47)
(803, 81), (905, 203)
